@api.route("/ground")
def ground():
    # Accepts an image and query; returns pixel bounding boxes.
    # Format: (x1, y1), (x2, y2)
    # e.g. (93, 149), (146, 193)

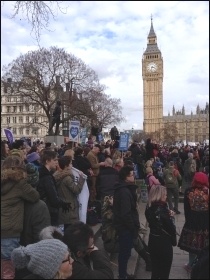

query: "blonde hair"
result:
(145, 160), (152, 167)
(146, 167), (153, 174)
(148, 185), (166, 207)
(113, 158), (124, 167)
(64, 149), (75, 159)
(54, 271), (65, 279)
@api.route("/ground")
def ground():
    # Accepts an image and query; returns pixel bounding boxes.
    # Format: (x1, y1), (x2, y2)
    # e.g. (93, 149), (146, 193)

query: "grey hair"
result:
(147, 185), (167, 207)
(188, 153), (193, 159)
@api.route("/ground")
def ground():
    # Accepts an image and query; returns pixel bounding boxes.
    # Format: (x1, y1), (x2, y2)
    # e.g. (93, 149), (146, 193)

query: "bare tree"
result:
(2, 1), (68, 42)
(2, 46), (124, 133)
(159, 122), (179, 145)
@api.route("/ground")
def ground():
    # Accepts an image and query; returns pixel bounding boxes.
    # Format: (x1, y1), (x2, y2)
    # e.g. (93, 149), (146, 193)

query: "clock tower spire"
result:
(142, 18), (163, 136)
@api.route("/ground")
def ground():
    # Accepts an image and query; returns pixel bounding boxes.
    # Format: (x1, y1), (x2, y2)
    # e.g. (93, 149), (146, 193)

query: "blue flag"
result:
(4, 128), (14, 144)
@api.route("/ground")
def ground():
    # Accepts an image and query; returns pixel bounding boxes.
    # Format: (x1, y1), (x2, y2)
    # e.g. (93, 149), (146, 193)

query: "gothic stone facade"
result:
(142, 20), (209, 142)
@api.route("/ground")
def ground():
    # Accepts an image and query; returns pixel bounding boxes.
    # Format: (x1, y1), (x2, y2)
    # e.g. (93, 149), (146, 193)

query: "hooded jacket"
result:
(53, 169), (85, 224)
(1, 169), (39, 238)
(113, 181), (140, 237)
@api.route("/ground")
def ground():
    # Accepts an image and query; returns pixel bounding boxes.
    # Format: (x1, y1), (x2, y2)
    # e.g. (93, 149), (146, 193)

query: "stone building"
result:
(1, 78), (48, 141)
(142, 19), (209, 143)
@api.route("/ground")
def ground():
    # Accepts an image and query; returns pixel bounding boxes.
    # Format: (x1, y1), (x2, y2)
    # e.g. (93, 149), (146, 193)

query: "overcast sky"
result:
(1, 1), (209, 131)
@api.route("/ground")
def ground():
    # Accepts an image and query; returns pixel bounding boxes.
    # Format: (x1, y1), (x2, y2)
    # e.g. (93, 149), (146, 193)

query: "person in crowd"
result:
(64, 148), (75, 160)
(145, 167), (161, 193)
(26, 151), (41, 169)
(163, 161), (182, 214)
(113, 157), (124, 172)
(1, 141), (10, 161)
(113, 165), (141, 279)
(12, 239), (73, 279)
(1, 156), (40, 279)
(190, 245), (209, 279)
(145, 138), (154, 161)
(145, 185), (177, 279)
(102, 195), (151, 272)
(178, 172), (209, 274)
(63, 221), (114, 279)
(53, 156), (85, 231)
(86, 144), (106, 201)
(86, 136), (94, 149)
(98, 157), (119, 203)
(25, 162), (39, 189)
(37, 150), (70, 226)
(183, 152), (196, 191)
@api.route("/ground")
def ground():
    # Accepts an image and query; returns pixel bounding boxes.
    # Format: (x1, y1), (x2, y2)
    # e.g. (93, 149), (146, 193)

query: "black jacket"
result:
(72, 250), (114, 279)
(37, 166), (66, 214)
(98, 167), (119, 198)
(113, 181), (140, 237)
(73, 155), (92, 177)
(145, 201), (176, 238)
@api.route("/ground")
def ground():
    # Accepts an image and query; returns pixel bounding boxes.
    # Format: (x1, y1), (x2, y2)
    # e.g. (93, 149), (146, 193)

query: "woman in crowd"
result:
(113, 158), (124, 172)
(178, 172), (209, 273)
(145, 185), (177, 279)
(26, 151), (41, 169)
(145, 167), (161, 193)
(1, 156), (40, 279)
(11, 239), (73, 279)
(53, 156), (85, 231)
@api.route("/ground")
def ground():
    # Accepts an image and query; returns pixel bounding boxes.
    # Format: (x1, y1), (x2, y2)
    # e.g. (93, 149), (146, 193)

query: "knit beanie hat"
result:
(193, 172), (209, 186)
(25, 163), (39, 188)
(10, 149), (23, 158)
(27, 152), (40, 163)
(11, 239), (68, 279)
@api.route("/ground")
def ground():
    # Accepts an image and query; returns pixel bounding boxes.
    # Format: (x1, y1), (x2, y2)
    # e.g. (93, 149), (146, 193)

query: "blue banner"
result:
(4, 128), (14, 144)
(97, 133), (104, 142)
(119, 132), (129, 151)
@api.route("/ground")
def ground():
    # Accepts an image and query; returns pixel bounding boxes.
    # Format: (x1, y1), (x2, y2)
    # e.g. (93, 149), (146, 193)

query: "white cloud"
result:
(1, 1), (209, 131)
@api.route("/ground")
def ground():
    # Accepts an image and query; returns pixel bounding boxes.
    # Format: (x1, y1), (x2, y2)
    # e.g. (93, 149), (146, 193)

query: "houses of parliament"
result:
(142, 19), (209, 143)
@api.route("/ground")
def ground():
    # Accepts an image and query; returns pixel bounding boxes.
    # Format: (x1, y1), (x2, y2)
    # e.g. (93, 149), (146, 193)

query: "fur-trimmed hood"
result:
(53, 169), (72, 182)
(1, 168), (26, 183)
(39, 226), (63, 240)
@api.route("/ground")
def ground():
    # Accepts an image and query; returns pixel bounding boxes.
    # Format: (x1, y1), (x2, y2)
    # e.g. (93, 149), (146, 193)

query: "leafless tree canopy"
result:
(2, 46), (124, 131)
(2, 1), (67, 41)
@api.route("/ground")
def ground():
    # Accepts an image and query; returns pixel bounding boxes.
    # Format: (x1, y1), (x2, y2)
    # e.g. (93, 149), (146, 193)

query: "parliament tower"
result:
(142, 18), (163, 134)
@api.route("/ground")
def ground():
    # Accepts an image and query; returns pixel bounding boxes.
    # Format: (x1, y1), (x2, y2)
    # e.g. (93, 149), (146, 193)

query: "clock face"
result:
(147, 62), (158, 72)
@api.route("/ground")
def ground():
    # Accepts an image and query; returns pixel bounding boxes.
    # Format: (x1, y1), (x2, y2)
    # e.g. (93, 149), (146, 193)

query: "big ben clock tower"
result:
(142, 18), (163, 134)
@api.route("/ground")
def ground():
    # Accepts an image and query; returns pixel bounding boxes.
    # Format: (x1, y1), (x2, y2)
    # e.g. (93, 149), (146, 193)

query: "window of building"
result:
(19, 128), (23, 135)
(26, 116), (29, 122)
(25, 105), (29, 111)
(13, 117), (17, 123)
(34, 117), (39, 123)
(13, 128), (17, 134)
(19, 116), (23, 123)
(7, 117), (10, 124)
(19, 106), (23, 112)
(26, 128), (30, 135)
(7, 106), (10, 113)
(13, 106), (17, 113)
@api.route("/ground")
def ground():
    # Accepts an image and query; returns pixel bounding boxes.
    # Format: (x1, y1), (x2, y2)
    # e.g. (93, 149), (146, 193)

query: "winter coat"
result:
(37, 165), (65, 216)
(20, 200), (51, 246)
(1, 169), (40, 238)
(184, 158), (197, 182)
(98, 167), (119, 198)
(113, 181), (140, 238)
(86, 151), (100, 176)
(72, 250), (114, 279)
(53, 169), (85, 224)
(145, 201), (177, 244)
(178, 186), (209, 254)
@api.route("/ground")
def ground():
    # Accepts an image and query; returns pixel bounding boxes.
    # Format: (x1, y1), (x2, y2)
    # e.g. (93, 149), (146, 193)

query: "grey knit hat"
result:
(11, 239), (68, 279)
(25, 163), (39, 188)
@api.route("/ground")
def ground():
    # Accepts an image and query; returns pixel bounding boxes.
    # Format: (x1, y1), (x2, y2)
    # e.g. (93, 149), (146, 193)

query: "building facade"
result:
(142, 19), (209, 143)
(1, 79), (48, 141)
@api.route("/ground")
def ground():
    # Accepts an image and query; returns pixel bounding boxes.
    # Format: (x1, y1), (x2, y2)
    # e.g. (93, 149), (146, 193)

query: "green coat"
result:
(53, 170), (85, 224)
(1, 172), (40, 238)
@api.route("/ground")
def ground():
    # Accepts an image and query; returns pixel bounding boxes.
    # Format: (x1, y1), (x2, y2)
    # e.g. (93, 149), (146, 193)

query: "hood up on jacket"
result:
(1, 168), (27, 195)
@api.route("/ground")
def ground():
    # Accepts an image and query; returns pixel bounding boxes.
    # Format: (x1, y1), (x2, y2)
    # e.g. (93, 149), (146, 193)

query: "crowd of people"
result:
(1, 136), (209, 279)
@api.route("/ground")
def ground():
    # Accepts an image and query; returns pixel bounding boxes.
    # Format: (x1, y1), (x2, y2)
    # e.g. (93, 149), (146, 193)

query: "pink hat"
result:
(193, 172), (209, 186)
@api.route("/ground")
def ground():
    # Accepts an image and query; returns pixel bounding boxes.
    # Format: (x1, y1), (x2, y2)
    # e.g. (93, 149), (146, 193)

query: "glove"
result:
(62, 202), (71, 213)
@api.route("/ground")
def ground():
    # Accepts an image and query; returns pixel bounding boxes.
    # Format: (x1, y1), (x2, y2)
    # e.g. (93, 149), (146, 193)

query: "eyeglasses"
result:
(62, 254), (71, 264)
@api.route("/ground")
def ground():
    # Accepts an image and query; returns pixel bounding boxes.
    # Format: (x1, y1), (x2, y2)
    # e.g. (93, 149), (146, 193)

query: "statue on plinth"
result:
(48, 100), (62, 135)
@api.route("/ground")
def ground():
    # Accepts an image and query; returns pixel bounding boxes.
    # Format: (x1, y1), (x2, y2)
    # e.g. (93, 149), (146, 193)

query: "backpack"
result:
(164, 169), (178, 186)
